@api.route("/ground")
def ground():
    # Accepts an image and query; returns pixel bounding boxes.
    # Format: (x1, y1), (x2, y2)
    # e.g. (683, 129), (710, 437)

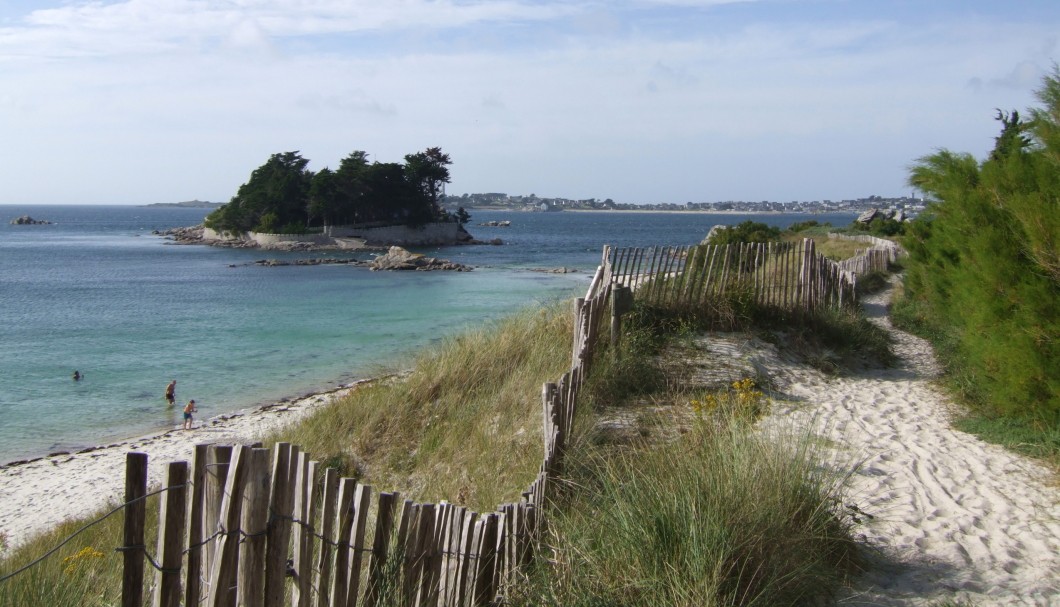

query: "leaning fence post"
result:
(122, 452), (148, 607)
(237, 447), (272, 607)
(185, 444), (210, 607)
(264, 443), (294, 607)
(153, 460), (189, 607)
(364, 491), (399, 607)
(203, 443), (233, 602)
(208, 444), (248, 607)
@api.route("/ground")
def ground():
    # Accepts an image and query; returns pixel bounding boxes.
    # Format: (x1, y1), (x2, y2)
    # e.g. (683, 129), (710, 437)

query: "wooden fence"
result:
(828, 233), (903, 276)
(121, 262), (615, 607)
(607, 239), (858, 311)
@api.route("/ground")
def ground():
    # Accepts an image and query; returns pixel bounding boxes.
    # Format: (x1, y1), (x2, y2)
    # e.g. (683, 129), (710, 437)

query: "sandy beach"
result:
(0, 382), (366, 550)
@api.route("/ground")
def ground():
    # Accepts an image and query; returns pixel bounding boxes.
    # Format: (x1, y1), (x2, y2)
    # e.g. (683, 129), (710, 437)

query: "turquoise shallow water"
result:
(0, 205), (855, 462)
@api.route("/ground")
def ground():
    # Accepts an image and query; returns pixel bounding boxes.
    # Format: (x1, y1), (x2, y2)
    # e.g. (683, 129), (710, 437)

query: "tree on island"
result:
(205, 147), (454, 233)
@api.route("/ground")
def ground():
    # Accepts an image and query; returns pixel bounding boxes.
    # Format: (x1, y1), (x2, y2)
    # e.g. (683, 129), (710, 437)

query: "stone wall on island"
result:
(201, 221), (474, 248)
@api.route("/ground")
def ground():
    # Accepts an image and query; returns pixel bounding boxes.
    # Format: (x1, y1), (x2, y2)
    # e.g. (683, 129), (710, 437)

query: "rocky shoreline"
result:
(244, 246), (472, 272)
(156, 225), (478, 271)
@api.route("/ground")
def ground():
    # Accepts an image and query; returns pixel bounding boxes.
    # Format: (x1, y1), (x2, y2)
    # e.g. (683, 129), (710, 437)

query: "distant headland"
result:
(143, 200), (225, 209)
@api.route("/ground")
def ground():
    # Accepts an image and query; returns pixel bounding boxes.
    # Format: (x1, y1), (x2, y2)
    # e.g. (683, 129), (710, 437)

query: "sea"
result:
(0, 205), (856, 464)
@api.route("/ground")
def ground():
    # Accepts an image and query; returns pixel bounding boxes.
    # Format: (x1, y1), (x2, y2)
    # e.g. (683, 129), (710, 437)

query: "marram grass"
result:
(267, 301), (574, 512)
(511, 416), (861, 607)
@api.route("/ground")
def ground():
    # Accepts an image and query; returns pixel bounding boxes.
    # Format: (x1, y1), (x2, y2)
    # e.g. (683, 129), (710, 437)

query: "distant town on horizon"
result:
(440, 192), (925, 215)
(151, 193), (924, 216)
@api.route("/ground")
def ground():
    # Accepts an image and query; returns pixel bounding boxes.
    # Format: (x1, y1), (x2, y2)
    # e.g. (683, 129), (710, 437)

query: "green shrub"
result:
(705, 221), (782, 246)
(903, 69), (1060, 425)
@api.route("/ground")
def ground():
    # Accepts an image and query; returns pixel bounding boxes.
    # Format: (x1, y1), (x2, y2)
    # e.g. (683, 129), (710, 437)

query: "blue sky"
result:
(1, 0), (1057, 205)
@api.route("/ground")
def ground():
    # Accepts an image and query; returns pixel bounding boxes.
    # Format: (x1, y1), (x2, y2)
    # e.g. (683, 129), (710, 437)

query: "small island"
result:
(9, 215), (52, 225)
(180, 148), (489, 250)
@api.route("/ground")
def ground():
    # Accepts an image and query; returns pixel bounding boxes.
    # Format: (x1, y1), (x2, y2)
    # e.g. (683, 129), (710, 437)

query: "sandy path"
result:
(751, 284), (1060, 606)
(0, 383), (363, 551)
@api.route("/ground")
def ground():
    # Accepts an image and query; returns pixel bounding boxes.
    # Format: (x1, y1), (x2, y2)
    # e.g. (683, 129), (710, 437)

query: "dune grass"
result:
(265, 302), (574, 512)
(516, 421), (861, 607)
(0, 495), (158, 607)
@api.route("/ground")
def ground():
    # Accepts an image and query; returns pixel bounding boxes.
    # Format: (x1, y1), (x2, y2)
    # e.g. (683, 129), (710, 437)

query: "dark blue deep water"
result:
(0, 205), (854, 461)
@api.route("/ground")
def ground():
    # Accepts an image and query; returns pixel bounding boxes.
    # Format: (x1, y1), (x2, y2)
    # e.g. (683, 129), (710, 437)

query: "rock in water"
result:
(9, 215), (52, 225)
(369, 246), (472, 271)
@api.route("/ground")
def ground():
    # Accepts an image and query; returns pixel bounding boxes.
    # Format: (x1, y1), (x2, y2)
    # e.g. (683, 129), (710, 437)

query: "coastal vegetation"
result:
(703, 220), (782, 245)
(204, 147), (466, 234)
(894, 69), (1060, 462)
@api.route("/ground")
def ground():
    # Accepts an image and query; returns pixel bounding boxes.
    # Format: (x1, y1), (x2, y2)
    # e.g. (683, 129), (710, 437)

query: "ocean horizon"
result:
(0, 205), (856, 464)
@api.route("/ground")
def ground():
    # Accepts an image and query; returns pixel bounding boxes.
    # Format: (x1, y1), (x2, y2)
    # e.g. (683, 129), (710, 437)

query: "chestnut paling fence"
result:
(114, 239), (889, 607)
(607, 238), (861, 311)
(827, 233), (903, 276)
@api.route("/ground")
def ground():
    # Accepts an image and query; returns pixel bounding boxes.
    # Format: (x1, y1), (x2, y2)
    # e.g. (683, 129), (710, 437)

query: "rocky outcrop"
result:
(856, 208), (880, 224)
(252, 258), (364, 267)
(157, 222), (487, 250)
(369, 247), (471, 272)
(155, 225), (213, 244)
(857, 208), (909, 224)
(701, 224), (727, 244)
(529, 267), (578, 274)
(9, 215), (52, 225)
(478, 220), (511, 227)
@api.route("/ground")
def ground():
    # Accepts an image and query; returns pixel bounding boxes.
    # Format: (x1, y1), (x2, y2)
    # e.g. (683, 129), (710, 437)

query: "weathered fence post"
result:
(153, 460), (189, 607)
(291, 454), (318, 607)
(315, 468), (339, 607)
(186, 444), (210, 607)
(610, 285), (633, 352)
(237, 447), (271, 607)
(263, 443), (293, 607)
(330, 478), (358, 607)
(344, 484), (373, 607)
(365, 491), (399, 607)
(203, 444), (233, 604)
(208, 444), (248, 607)
(121, 452), (148, 607)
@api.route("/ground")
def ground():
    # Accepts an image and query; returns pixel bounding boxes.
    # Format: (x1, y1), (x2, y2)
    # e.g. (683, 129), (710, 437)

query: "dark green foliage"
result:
(455, 207), (471, 225)
(705, 221), (781, 245)
(786, 220), (831, 233)
(206, 147), (453, 232)
(901, 69), (1060, 425)
(205, 151), (312, 233)
(850, 215), (905, 237)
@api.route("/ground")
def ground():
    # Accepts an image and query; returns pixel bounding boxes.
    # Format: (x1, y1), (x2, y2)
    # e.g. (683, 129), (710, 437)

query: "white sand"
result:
(751, 284), (1060, 606)
(0, 383), (364, 550)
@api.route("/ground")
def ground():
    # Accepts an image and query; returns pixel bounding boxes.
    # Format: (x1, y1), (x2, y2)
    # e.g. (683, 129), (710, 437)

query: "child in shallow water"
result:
(183, 399), (197, 430)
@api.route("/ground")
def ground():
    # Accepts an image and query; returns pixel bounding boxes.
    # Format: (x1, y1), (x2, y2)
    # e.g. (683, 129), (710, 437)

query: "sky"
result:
(1, 0), (1058, 206)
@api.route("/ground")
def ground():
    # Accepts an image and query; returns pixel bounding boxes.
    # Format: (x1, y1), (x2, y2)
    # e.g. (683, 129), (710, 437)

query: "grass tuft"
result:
(516, 416), (861, 607)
